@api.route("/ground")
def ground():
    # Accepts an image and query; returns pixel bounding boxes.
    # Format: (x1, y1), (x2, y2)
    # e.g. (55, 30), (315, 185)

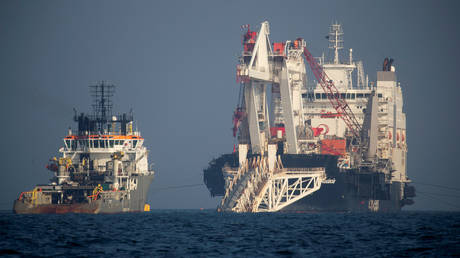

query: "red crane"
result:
(303, 46), (362, 140)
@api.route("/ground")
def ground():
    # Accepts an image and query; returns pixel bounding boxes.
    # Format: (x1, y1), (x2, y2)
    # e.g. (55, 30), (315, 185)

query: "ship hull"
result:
(281, 176), (404, 212)
(279, 154), (404, 212)
(13, 174), (154, 214)
(204, 153), (410, 212)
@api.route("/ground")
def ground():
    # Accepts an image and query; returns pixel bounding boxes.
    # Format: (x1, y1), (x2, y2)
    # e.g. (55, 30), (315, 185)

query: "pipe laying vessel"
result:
(204, 21), (415, 212)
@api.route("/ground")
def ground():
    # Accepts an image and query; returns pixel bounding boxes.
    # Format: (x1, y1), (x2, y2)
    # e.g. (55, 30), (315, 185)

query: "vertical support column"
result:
(245, 81), (262, 154)
(238, 144), (248, 167)
(362, 91), (379, 161)
(279, 67), (299, 154)
(244, 81), (269, 154)
(268, 144), (277, 172)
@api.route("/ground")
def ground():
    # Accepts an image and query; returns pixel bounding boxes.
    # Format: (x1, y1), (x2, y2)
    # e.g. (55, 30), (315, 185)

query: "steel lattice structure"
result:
(254, 169), (325, 212)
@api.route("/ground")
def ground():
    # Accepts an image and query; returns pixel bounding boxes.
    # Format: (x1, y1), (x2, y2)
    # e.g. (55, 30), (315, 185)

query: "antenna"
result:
(328, 23), (343, 64)
(90, 81), (115, 132)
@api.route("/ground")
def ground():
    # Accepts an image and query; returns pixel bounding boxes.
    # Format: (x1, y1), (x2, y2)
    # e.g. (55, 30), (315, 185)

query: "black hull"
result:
(281, 173), (404, 212)
(204, 153), (414, 212)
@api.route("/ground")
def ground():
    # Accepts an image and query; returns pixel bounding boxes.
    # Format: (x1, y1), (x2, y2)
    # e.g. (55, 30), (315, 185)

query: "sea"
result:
(0, 210), (459, 257)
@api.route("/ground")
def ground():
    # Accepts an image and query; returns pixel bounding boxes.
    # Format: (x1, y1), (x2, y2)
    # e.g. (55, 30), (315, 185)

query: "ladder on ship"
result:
(219, 156), (326, 213)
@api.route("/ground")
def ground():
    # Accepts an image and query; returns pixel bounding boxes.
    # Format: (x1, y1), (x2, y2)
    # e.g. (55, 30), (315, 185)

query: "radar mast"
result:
(329, 23), (343, 64)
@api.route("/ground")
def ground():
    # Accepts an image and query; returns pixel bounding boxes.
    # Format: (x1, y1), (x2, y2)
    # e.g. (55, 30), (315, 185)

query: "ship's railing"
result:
(67, 130), (141, 136)
(275, 167), (324, 174)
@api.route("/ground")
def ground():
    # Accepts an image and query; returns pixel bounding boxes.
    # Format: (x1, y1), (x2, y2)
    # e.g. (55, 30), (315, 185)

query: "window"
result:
(94, 140), (99, 148)
(100, 140), (105, 148)
(378, 93), (383, 98)
(109, 140), (114, 148)
(340, 93), (345, 99)
(315, 93), (321, 99)
(65, 140), (71, 149)
(321, 93), (326, 99)
(133, 140), (138, 148)
(346, 93), (350, 99)
(357, 93), (363, 98)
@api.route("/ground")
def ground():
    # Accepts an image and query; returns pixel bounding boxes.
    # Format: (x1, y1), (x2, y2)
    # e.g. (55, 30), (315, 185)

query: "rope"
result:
(151, 183), (204, 192)
(416, 191), (460, 210)
(416, 190), (460, 199)
(413, 181), (460, 192)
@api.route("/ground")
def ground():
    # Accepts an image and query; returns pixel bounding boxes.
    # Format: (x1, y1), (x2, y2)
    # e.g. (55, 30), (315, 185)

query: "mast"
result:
(329, 23), (343, 64)
(90, 81), (115, 133)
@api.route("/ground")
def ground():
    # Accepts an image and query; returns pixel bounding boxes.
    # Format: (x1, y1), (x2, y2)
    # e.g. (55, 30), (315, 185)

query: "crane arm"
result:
(303, 46), (362, 139)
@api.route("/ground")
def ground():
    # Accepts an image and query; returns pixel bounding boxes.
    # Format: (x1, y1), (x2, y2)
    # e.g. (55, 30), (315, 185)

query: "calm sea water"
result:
(0, 210), (459, 257)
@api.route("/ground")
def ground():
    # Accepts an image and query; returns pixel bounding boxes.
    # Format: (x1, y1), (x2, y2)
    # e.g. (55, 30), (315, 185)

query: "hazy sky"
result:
(1, 0), (459, 211)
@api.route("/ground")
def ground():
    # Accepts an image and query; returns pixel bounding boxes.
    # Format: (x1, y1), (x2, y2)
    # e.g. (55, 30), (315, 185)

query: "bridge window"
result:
(321, 93), (326, 99)
(378, 93), (383, 98)
(100, 140), (105, 148)
(109, 140), (114, 148)
(93, 140), (99, 148)
(133, 140), (138, 148)
(315, 93), (321, 99)
(65, 140), (71, 149)
(357, 93), (363, 98)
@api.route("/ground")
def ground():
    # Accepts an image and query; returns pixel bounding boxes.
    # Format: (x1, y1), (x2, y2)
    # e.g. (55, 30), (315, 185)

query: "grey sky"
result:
(1, 0), (459, 210)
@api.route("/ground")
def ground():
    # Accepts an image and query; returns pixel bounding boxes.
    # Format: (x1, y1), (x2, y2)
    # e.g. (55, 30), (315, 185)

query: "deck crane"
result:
(303, 46), (362, 143)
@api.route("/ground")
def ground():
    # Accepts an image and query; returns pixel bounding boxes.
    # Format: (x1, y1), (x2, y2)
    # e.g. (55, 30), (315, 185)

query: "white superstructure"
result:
(303, 23), (408, 183)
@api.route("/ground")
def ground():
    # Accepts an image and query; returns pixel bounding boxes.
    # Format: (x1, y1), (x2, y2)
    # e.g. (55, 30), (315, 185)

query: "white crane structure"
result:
(223, 21), (330, 212)
(236, 22), (309, 155)
(215, 21), (414, 213)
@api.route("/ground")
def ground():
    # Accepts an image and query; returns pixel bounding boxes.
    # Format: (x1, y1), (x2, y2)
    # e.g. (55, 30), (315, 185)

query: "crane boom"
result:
(303, 46), (362, 139)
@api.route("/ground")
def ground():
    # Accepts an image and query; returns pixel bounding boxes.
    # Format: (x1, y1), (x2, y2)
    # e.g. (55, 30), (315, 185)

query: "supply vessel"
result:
(13, 83), (154, 214)
(203, 22), (415, 212)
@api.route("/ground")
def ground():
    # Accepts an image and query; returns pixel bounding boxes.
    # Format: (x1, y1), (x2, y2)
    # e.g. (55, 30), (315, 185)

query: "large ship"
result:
(204, 22), (415, 212)
(13, 83), (154, 214)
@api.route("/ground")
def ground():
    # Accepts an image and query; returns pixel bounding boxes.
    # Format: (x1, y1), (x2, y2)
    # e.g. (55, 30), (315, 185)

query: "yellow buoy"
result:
(144, 204), (150, 212)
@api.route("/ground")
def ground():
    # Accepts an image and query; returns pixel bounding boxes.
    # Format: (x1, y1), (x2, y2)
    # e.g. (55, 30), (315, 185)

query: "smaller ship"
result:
(13, 82), (155, 214)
